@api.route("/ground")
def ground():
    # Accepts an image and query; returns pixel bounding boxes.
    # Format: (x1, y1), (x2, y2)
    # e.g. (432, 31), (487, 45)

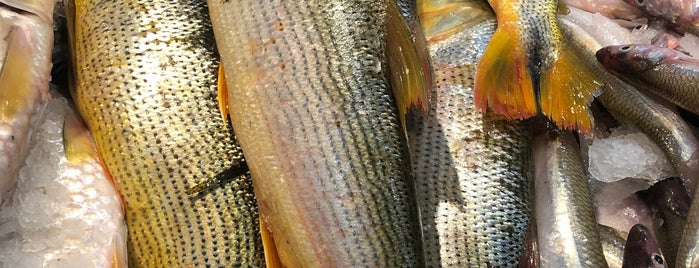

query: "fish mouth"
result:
(595, 45), (629, 74)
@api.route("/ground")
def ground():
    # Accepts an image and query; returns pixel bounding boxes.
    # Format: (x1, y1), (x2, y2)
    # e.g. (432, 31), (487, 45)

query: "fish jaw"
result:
(622, 224), (666, 268)
(0, 7), (52, 202)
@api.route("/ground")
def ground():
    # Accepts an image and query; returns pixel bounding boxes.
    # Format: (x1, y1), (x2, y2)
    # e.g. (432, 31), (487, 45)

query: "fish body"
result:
(0, 94), (126, 267)
(67, 0), (264, 266)
(596, 44), (699, 117)
(0, 1), (53, 202)
(622, 224), (666, 268)
(410, 1), (534, 266)
(623, 0), (699, 35)
(599, 224), (627, 268)
(475, 0), (600, 132)
(209, 1), (422, 267)
(534, 129), (608, 268)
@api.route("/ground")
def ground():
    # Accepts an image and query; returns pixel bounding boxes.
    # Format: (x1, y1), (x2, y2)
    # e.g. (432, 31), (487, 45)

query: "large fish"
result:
(0, 94), (126, 267)
(474, 0), (600, 133)
(66, 0), (264, 266)
(410, 0), (534, 266)
(533, 128), (608, 267)
(208, 1), (424, 266)
(596, 44), (699, 116)
(0, 0), (53, 202)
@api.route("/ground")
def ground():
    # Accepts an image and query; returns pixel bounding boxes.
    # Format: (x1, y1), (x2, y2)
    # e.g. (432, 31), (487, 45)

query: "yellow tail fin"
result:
(539, 44), (600, 133)
(474, 24), (538, 120)
(260, 216), (284, 268)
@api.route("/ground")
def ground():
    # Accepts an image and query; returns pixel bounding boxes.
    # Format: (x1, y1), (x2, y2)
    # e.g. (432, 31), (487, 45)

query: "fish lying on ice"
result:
(0, 93), (126, 267)
(66, 0), (264, 265)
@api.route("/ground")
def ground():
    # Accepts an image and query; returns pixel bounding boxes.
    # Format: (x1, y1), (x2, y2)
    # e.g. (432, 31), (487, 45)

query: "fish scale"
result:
(408, 6), (534, 265)
(208, 0), (422, 266)
(66, 0), (264, 266)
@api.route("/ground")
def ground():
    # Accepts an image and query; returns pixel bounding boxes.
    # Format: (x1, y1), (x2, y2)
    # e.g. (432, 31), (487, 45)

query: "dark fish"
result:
(622, 224), (666, 268)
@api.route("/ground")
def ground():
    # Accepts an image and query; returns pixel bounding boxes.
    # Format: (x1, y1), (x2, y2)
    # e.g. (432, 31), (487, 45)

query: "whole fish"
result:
(0, 1), (53, 202)
(474, 0), (600, 133)
(66, 0), (264, 266)
(558, 16), (699, 197)
(596, 44), (699, 116)
(533, 128), (608, 268)
(622, 224), (666, 268)
(622, 0), (699, 35)
(208, 1), (424, 266)
(0, 94), (126, 267)
(410, 0), (534, 266)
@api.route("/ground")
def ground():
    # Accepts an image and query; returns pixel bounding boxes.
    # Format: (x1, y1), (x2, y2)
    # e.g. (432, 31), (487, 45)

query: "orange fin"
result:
(260, 216), (284, 268)
(218, 64), (230, 122)
(474, 24), (538, 120)
(539, 44), (601, 134)
(386, 0), (430, 131)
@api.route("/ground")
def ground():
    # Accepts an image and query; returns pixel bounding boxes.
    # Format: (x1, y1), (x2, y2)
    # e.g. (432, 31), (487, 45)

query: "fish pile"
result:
(0, 0), (698, 267)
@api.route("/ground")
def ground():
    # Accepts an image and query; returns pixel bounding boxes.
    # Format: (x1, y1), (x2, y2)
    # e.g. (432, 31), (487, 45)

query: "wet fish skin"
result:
(622, 224), (666, 268)
(596, 44), (699, 117)
(533, 128), (608, 268)
(0, 94), (126, 267)
(209, 1), (422, 267)
(0, 1), (53, 203)
(622, 0), (699, 35)
(599, 224), (627, 268)
(67, 0), (264, 266)
(559, 17), (699, 197)
(410, 1), (534, 265)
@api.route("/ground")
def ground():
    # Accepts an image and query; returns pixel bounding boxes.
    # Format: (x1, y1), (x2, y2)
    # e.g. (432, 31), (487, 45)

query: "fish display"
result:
(0, 0), (54, 202)
(409, 0), (534, 266)
(474, 0), (600, 133)
(533, 129), (608, 267)
(66, 0), (264, 266)
(208, 0), (423, 266)
(622, 224), (666, 268)
(596, 44), (699, 116)
(0, 93), (126, 267)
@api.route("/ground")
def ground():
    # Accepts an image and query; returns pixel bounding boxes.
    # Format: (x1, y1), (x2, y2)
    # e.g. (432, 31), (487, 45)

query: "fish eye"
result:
(653, 254), (664, 265)
(637, 0), (645, 5)
(620, 45), (631, 51)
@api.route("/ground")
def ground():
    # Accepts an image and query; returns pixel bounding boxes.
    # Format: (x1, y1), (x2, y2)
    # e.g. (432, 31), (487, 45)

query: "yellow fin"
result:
(0, 26), (34, 121)
(539, 44), (601, 134)
(386, 0), (430, 131)
(218, 64), (229, 122)
(474, 24), (538, 120)
(63, 109), (99, 164)
(417, 1), (491, 42)
(260, 216), (284, 268)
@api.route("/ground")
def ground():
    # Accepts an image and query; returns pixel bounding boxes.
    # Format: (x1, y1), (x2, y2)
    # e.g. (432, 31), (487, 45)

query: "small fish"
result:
(410, 0), (534, 266)
(0, 1), (53, 202)
(596, 44), (699, 116)
(0, 94), (126, 267)
(533, 128), (608, 267)
(622, 224), (666, 268)
(474, 0), (601, 133)
(622, 0), (699, 35)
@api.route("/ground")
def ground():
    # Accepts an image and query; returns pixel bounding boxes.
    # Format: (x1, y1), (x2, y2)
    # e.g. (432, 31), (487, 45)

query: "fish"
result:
(596, 44), (699, 116)
(533, 128), (608, 267)
(622, 0), (699, 36)
(208, 1), (424, 266)
(0, 93), (126, 267)
(474, 0), (601, 133)
(599, 224), (627, 268)
(622, 224), (666, 268)
(0, 1), (53, 203)
(66, 0), (265, 266)
(638, 177), (690, 268)
(558, 16), (699, 197)
(409, 0), (535, 266)
(677, 183), (699, 268)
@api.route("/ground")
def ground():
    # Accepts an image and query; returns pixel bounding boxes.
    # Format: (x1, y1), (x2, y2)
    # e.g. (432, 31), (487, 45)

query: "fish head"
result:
(622, 224), (666, 268)
(596, 44), (666, 74)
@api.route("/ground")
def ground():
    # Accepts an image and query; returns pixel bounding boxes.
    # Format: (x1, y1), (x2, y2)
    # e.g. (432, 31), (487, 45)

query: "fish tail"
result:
(474, 24), (537, 120)
(539, 43), (600, 134)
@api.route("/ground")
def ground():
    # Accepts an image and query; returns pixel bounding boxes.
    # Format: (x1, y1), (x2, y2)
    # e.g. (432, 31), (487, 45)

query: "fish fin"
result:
(0, 26), (35, 121)
(64, 110), (127, 214)
(110, 231), (127, 268)
(260, 216), (284, 268)
(386, 0), (430, 131)
(218, 64), (229, 122)
(539, 44), (600, 134)
(557, 1), (570, 15)
(185, 161), (249, 195)
(417, 1), (491, 42)
(475, 23), (538, 120)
